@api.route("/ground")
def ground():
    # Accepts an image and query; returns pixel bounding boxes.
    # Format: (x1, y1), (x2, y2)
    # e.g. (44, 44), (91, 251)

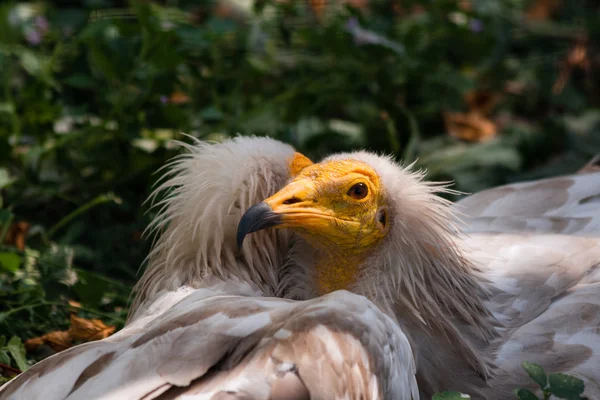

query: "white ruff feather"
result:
(129, 136), (297, 320)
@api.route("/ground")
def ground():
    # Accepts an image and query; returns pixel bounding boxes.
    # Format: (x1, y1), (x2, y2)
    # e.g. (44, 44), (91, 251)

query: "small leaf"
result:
(6, 337), (29, 372)
(19, 50), (41, 76)
(0, 169), (15, 190)
(522, 361), (548, 389)
(433, 391), (471, 400)
(0, 103), (14, 114)
(548, 372), (585, 400)
(0, 252), (21, 274)
(514, 388), (540, 400)
(0, 349), (11, 365)
(0, 335), (6, 348)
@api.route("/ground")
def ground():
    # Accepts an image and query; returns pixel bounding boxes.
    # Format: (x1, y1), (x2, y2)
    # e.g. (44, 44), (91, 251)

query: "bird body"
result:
(1, 136), (599, 399)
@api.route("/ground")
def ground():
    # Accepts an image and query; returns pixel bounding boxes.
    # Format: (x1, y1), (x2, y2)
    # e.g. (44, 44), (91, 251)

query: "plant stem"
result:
(47, 193), (119, 239)
(543, 389), (551, 400)
(0, 213), (14, 244)
(3, 301), (125, 325)
(397, 103), (420, 163)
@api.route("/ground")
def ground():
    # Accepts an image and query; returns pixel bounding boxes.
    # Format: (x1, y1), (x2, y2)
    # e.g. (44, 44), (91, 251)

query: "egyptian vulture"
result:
(0, 136), (599, 400)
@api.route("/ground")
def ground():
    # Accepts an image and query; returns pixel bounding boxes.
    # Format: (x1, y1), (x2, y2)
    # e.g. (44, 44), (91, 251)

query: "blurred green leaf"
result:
(522, 361), (548, 389)
(548, 373), (585, 400)
(86, 45), (119, 81)
(0, 169), (15, 189)
(6, 336), (28, 371)
(72, 269), (110, 307)
(0, 209), (13, 243)
(0, 349), (10, 366)
(0, 252), (21, 273)
(19, 51), (42, 76)
(433, 391), (471, 400)
(0, 103), (15, 114)
(514, 388), (540, 400)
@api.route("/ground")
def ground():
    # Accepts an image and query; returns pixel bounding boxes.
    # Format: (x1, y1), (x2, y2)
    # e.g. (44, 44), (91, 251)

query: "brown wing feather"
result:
(0, 283), (418, 400)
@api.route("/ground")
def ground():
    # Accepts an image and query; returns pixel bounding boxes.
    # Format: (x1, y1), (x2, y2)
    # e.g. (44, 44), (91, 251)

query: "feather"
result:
(1, 281), (418, 399)
(455, 170), (600, 399)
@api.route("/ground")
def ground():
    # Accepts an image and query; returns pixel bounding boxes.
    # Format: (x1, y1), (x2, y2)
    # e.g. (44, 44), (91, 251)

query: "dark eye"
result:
(347, 182), (368, 199)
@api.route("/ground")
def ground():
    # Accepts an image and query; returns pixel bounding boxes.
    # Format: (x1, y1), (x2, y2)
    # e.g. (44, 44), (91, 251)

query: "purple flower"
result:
(469, 19), (484, 33)
(34, 15), (49, 33)
(25, 29), (42, 45)
(160, 95), (169, 105)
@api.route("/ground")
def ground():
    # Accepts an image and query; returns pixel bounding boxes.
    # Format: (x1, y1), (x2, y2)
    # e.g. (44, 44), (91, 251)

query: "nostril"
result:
(283, 197), (301, 205)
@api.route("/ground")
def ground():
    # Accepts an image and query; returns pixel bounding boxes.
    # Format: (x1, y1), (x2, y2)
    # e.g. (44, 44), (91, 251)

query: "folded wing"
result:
(1, 284), (417, 400)
(457, 168), (600, 398)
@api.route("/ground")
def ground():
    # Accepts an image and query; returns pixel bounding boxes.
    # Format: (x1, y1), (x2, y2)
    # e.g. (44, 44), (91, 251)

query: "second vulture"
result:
(1, 136), (599, 400)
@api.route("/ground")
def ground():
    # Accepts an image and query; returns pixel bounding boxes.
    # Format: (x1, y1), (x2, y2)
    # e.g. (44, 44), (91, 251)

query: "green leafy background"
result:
(0, 0), (598, 397)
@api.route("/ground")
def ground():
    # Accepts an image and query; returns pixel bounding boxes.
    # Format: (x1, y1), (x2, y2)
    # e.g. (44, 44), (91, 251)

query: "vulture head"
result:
(238, 151), (498, 394)
(239, 157), (391, 294)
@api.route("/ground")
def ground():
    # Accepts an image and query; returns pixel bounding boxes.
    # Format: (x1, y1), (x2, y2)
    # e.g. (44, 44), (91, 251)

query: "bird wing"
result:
(456, 170), (600, 397)
(456, 171), (600, 236)
(0, 282), (418, 400)
(456, 170), (600, 325)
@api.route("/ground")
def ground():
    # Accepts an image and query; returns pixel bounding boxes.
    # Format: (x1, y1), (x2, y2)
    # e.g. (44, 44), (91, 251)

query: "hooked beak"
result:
(236, 202), (282, 249)
(236, 179), (325, 249)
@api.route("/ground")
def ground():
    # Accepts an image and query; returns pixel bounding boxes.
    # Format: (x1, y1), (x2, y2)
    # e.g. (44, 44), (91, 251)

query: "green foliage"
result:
(0, 0), (599, 392)
(0, 336), (29, 372)
(523, 361), (549, 389)
(433, 391), (471, 399)
(513, 362), (588, 400)
(516, 389), (543, 400)
(433, 361), (589, 399)
(547, 373), (586, 400)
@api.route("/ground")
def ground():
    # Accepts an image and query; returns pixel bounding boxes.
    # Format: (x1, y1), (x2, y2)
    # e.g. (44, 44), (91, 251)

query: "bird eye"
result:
(347, 182), (368, 199)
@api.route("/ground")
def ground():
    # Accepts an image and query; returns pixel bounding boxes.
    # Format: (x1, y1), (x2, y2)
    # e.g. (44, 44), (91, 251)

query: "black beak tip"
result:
(237, 202), (282, 250)
(236, 230), (245, 251)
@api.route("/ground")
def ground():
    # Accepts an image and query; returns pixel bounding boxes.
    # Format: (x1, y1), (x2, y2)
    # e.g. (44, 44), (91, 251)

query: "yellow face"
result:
(236, 157), (391, 294)
(263, 159), (390, 253)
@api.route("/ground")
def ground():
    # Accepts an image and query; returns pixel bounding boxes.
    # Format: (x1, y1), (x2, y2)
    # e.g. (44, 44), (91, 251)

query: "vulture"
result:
(0, 136), (599, 400)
